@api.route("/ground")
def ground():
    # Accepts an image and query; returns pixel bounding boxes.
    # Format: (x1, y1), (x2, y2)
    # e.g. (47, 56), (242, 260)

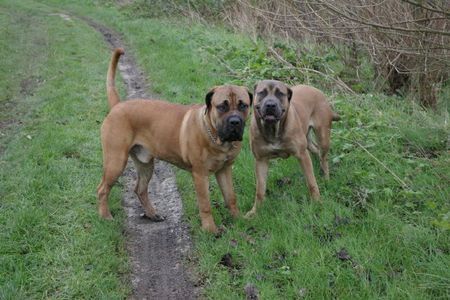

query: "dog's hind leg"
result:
(97, 149), (128, 219)
(130, 147), (164, 222)
(296, 147), (321, 200)
(306, 126), (320, 155)
(316, 126), (331, 180)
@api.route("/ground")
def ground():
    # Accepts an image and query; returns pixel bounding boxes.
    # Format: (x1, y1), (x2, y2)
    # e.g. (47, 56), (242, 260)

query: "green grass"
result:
(1, 0), (449, 299)
(0, 1), (128, 298)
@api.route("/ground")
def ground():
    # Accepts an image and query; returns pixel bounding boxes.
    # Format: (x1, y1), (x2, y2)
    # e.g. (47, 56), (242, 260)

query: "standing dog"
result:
(97, 48), (252, 233)
(245, 80), (339, 217)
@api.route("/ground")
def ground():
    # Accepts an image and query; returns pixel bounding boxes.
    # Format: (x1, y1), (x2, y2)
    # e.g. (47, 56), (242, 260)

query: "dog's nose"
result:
(228, 116), (242, 127)
(266, 102), (276, 109)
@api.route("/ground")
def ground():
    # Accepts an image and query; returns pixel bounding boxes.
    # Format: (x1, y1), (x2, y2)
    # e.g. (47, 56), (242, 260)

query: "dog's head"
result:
(253, 80), (292, 124)
(205, 85), (253, 143)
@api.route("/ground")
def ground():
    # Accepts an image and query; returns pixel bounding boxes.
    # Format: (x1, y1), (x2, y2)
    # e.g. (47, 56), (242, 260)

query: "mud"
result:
(83, 17), (198, 299)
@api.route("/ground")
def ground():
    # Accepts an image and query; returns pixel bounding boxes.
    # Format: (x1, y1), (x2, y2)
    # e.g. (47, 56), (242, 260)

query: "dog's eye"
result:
(257, 90), (267, 98)
(275, 90), (285, 98)
(216, 102), (229, 112)
(238, 102), (248, 111)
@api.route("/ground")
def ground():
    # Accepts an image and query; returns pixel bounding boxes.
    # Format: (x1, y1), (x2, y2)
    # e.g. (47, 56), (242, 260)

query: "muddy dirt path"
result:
(82, 18), (198, 299)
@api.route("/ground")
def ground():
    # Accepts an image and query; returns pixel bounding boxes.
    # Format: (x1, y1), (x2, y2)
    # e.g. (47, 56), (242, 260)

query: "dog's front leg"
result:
(192, 170), (218, 233)
(215, 164), (239, 217)
(296, 148), (321, 201)
(245, 158), (269, 218)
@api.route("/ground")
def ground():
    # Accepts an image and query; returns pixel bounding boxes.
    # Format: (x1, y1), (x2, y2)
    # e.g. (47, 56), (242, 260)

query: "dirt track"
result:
(83, 17), (198, 299)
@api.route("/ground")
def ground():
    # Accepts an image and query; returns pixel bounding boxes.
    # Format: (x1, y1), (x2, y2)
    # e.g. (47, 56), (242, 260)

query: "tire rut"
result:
(82, 17), (198, 299)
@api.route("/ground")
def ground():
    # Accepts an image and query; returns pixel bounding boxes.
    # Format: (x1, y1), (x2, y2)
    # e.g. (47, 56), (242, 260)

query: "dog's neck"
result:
(258, 120), (281, 143)
(255, 111), (289, 144)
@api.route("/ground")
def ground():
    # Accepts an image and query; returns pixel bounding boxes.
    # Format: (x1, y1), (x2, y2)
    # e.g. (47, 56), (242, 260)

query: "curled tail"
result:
(106, 48), (124, 109)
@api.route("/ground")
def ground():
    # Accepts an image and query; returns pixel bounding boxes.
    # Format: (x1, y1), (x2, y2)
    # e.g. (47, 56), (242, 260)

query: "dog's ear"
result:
(247, 88), (253, 106)
(205, 87), (216, 114)
(287, 87), (293, 102)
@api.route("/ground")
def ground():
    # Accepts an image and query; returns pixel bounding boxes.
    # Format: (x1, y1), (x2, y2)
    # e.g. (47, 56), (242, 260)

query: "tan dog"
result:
(245, 80), (339, 217)
(97, 48), (252, 233)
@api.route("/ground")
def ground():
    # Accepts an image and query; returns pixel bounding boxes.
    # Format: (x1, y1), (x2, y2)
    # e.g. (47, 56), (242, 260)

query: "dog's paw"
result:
(214, 225), (227, 238)
(201, 221), (218, 234)
(229, 207), (240, 218)
(140, 213), (166, 222)
(244, 210), (256, 219)
(99, 209), (114, 220)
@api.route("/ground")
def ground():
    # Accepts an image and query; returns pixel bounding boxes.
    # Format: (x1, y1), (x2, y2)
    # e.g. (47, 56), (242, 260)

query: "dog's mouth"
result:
(219, 125), (244, 142)
(224, 133), (243, 142)
(262, 113), (279, 123)
(256, 103), (283, 124)
(223, 128), (244, 142)
(261, 109), (283, 124)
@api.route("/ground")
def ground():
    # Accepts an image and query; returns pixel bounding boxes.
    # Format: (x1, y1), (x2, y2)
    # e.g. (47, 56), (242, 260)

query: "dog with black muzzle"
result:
(245, 80), (340, 218)
(97, 48), (253, 233)
(209, 92), (247, 144)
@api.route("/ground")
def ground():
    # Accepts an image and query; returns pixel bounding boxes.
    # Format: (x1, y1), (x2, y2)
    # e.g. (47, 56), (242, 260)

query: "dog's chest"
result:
(260, 141), (291, 158)
(208, 151), (236, 171)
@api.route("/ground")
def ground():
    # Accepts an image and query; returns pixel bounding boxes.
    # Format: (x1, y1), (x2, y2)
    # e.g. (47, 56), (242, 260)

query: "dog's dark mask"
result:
(218, 114), (245, 142)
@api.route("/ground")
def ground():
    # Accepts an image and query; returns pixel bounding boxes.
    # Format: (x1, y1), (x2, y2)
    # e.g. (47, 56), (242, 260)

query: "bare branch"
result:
(400, 0), (450, 17)
(317, 0), (450, 36)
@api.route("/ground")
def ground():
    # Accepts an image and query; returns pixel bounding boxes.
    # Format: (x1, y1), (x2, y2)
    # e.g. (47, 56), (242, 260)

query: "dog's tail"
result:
(332, 111), (341, 121)
(106, 48), (124, 109)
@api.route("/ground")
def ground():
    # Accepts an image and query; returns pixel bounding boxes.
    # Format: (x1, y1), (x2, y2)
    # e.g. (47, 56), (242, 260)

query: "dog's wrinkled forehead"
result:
(211, 85), (251, 105)
(255, 80), (290, 102)
(205, 85), (253, 113)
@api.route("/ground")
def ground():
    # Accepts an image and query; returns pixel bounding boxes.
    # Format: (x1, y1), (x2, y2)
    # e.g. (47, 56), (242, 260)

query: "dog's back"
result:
(291, 85), (339, 130)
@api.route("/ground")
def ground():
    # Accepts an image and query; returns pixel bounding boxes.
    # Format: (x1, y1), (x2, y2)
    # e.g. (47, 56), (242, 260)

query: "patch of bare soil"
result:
(82, 17), (198, 299)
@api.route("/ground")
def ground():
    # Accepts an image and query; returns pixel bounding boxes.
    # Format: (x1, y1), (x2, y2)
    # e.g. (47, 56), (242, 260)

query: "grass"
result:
(1, 0), (449, 299)
(0, 0), (128, 298)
